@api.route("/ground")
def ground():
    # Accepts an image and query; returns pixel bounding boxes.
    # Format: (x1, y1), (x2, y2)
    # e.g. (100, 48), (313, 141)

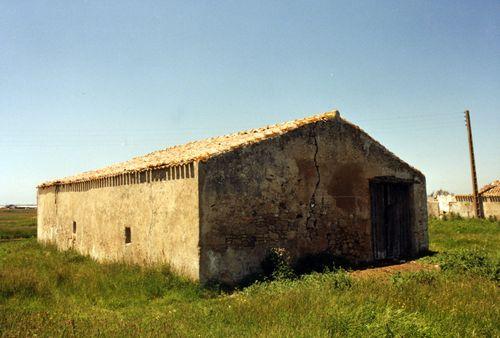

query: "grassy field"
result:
(0, 216), (498, 337)
(0, 209), (37, 239)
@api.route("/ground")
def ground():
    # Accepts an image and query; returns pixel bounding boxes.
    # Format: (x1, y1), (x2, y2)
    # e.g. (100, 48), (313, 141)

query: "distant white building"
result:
(428, 180), (500, 219)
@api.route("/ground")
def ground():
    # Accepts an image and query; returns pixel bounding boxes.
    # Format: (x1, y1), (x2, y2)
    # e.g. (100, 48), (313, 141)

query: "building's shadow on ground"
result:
(207, 249), (440, 293)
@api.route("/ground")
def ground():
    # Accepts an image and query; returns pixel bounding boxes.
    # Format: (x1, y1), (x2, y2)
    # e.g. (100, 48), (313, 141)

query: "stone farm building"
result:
(38, 111), (428, 284)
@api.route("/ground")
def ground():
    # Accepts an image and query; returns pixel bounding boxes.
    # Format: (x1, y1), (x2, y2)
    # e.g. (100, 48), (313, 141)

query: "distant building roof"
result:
(39, 109), (419, 188)
(455, 180), (500, 198)
(480, 180), (500, 197)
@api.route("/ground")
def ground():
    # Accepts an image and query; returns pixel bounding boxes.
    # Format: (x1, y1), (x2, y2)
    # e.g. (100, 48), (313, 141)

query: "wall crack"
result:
(305, 127), (321, 236)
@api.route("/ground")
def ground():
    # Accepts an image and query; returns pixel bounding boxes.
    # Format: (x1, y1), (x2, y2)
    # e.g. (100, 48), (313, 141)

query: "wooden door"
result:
(370, 180), (411, 260)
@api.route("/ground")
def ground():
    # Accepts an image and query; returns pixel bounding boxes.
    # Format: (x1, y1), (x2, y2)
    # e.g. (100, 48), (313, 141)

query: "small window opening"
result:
(72, 221), (77, 234)
(125, 227), (131, 244)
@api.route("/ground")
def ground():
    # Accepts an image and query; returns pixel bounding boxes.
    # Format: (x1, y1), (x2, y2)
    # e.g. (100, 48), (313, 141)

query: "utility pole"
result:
(464, 110), (483, 218)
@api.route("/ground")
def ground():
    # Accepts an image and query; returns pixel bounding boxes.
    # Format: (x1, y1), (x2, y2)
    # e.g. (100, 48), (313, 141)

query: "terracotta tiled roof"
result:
(480, 180), (500, 196)
(39, 109), (425, 188)
(455, 180), (500, 198)
(39, 110), (341, 187)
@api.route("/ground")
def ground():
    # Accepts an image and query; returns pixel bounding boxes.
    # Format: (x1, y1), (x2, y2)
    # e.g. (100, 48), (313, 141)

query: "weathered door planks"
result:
(370, 180), (411, 260)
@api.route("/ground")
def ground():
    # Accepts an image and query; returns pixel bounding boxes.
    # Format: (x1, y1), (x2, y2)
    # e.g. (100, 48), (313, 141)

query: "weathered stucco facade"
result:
(38, 111), (428, 285)
(38, 164), (200, 279)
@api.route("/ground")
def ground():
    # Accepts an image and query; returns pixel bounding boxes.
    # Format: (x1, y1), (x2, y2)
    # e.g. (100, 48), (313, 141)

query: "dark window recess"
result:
(189, 162), (195, 177)
(139, 171), (147, 183)
(72, 221), (77, 234)
(152, 168), (166, 181)
(125, 227), (131, 244)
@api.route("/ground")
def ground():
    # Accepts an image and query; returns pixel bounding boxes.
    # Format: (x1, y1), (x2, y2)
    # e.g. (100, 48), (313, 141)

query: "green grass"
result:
(0, 217), (499, 336)
(0, 209), (37, 239)
(427, 217), (499, 258)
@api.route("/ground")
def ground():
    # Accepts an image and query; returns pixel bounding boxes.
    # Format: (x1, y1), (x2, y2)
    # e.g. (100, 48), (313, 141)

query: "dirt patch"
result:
(350, 261), (439, 279)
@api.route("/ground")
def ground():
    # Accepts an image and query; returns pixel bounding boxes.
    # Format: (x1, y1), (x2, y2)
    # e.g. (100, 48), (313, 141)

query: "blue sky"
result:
(1, 0), (499, 204)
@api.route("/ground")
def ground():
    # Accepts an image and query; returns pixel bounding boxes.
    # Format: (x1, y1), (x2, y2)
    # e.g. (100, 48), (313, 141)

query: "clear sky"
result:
(1, 0), (499, 204)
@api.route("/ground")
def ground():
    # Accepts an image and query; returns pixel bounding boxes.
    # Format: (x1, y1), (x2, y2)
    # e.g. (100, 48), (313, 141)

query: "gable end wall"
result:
(198, 117), (428, 284)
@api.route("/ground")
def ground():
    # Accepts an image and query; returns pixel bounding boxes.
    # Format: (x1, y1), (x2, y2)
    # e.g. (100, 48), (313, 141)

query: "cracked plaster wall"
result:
(198, 117), (427, 284)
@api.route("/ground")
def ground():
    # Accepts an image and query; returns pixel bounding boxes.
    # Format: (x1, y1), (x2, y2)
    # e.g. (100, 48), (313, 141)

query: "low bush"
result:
(441, 212), (463, 221)
(330, 269), (353, 290)
(390, 270), (439, 289)
(261, 247), (296, 281)
(438, 248), (499, 282)
(488, 215), (498, 222)
(261, 249), (352, 282)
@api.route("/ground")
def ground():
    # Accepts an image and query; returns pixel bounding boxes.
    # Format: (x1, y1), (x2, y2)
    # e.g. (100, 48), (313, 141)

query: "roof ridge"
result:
(38, 110), (340, 187)
(128, 110), (339, 162)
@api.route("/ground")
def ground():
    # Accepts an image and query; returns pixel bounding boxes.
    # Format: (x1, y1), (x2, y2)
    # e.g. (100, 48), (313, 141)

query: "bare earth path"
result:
(350, 260), (438, 279)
